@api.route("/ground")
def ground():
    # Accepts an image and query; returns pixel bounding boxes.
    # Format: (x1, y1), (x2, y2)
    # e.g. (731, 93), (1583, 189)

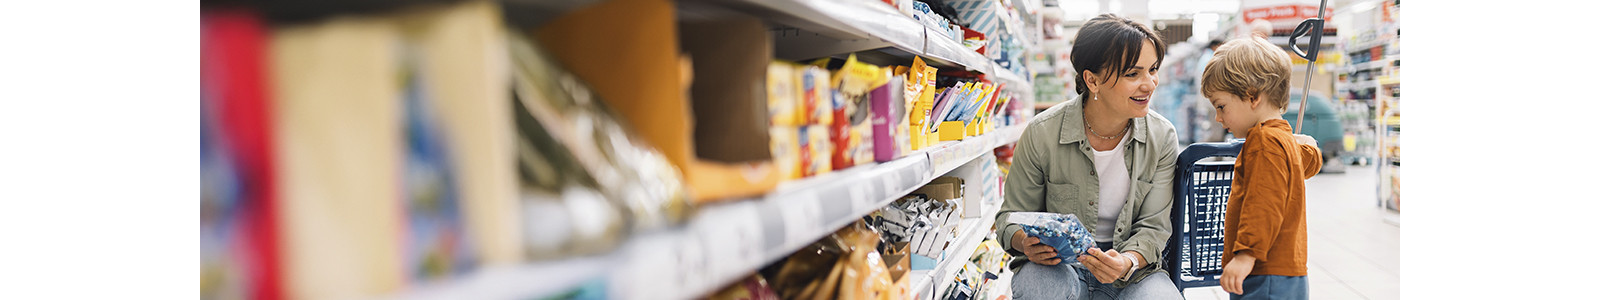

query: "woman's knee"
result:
(1120, 271), (1182, 299)
(1012, 263), (1082, 299)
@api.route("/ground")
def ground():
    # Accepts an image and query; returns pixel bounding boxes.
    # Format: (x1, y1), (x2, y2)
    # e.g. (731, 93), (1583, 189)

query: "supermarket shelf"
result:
(1344, 39), (1391, 55)
(991, 66), (1031, 92)
(386, 125), (1025, 300)
(611, 125), (1025, 300)
(917, 200), (1002, 300)
(1378, 76), (1400, 85)
(386, 256), (612, 300)
(1342, 59), (1388, 73)
(719, 0), (923, 59)
(1341, 79), (1378, 90)
(716, 0), (1033, 92)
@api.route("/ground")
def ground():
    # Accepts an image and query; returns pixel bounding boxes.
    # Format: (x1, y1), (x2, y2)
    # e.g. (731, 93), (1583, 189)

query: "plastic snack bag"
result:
(1006, 212), (1095, 264)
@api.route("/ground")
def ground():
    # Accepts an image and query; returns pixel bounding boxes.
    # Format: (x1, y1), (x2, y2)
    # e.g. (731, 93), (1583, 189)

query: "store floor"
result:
(1178, 163), (1401, 300)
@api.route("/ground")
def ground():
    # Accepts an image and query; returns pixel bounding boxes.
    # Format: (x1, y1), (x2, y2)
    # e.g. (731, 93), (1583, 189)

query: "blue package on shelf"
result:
(911, 252), (939, 270)
(1008, 212), (1095, 263)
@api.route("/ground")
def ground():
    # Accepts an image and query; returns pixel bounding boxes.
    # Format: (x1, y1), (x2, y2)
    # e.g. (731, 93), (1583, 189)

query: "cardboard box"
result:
(912, 176), (964, 204)
(940, 121), (967, 141)
(535, 0), (780, 203)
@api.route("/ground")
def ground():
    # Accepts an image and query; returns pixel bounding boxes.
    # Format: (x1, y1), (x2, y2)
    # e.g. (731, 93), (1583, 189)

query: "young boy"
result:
(1200, 36), (1323, 300)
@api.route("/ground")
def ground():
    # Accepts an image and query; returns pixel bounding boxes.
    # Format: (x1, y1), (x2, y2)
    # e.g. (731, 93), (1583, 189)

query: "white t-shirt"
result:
(1092, 133), (1133, 242)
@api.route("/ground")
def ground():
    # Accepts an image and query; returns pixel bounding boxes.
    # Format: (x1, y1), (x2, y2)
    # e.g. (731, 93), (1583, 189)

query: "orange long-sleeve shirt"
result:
(1222, 119), (1321, 276)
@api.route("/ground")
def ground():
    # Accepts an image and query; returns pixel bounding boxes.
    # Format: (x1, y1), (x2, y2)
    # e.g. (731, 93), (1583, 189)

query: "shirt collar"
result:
(1058, 94), (1150, 145)
(1249, 119), (1292, 136)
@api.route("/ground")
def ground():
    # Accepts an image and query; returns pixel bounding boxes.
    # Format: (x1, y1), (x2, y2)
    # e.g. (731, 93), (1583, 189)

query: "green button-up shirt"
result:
(996, 95), (1179, 287)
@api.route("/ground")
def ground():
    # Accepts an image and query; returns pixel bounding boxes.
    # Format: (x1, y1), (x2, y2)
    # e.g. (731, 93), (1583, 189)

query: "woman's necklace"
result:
(1086, 117), (1130, 140)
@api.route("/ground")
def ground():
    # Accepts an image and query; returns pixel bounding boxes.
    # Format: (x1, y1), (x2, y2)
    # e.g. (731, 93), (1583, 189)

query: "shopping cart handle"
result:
(1177, 139), (1246, 168)
(1288, 18), (1325, 61)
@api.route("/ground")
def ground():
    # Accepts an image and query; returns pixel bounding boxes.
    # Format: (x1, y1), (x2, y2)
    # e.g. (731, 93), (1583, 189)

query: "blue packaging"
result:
(1008, 212), (1095, 263)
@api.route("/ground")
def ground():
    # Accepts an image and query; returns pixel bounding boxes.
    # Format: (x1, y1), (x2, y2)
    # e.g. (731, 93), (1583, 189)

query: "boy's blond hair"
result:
(1202, 36), (1292, 111)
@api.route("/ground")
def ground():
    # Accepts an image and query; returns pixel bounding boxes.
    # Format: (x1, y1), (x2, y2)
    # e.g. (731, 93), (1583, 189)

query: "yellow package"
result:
(770, 126), (802, 180)
(834, 54), (888, 97)
(769, 62), (802, 126)
(801, 124), (833, 177)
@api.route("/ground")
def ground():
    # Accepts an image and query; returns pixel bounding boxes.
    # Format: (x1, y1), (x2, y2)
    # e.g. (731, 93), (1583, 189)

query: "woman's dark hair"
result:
(1071, 14), (1166, 95)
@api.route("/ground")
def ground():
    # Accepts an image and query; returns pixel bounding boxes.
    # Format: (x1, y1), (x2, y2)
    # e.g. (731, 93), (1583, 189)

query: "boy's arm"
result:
(1232, 147), (1292, 260)
(998, 126), (1048, 257)
(1296, 142), (1322, 177)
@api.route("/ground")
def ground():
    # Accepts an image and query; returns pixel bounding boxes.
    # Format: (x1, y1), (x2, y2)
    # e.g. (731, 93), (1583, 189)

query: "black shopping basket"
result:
(1162, 140), (1244, 293)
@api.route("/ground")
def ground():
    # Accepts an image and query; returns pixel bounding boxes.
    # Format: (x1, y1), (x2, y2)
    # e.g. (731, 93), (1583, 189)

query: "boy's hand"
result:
(1078, 248), (1131, 283)
(1292, 134), (1317, 147)
(1221, 253), (1257, 295)
(1012, 231), (1061, 265)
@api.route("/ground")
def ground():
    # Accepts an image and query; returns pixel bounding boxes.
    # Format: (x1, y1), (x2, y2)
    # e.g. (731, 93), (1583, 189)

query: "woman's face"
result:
(1087, 40), (1160, 119)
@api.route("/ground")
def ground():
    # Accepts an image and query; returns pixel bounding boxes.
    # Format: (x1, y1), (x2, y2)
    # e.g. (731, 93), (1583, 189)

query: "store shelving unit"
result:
(1332, 0), (1399, 211)
(387, 124), (1027, 300)
(717, 0), (1034, 94)
(212, 0), (1039, 299)
(906, 199), (1000, 300)
(611, 125), (1026, 300)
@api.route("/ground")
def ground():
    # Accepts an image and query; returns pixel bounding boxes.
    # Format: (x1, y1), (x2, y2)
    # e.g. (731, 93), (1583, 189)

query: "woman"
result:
(996, 13), (1181, 299)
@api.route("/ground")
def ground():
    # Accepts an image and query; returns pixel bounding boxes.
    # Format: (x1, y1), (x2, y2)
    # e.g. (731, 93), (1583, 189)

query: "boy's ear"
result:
(1248, 94), (1263, 109)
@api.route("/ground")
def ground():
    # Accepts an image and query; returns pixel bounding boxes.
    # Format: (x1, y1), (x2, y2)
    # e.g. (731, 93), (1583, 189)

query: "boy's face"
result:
(1208, 92), (1261, 137)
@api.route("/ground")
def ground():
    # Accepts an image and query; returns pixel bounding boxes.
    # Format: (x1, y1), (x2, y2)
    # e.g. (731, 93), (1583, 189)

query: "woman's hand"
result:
(1011, 230), (1061, 265)
(1078, 248), (1132, 283)
(1221, 253), (1257, 295)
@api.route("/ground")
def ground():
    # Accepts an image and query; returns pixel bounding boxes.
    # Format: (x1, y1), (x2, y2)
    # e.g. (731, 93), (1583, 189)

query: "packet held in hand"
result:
(1007, 212), (1095, 264)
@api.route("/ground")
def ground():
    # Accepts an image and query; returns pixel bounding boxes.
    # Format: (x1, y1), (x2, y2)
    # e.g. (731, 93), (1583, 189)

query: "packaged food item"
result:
(768, 62), (803, 126)
(873, 177), (963, 258)
(768, 220), (893, 300)
(798, 65), (833, 125)
(869, 74), (906, 162)
(770, 126), (802, 180)
(1006, 212), (1096, 264)
(821, 54), (886, 170)
(201, 10), (278, 299)
(398, 47), (478, 279)
(800, 124), (833, 177)
(535, 0), (779, 204)
(507, 30), (689, 260)
(706, 274), (780, 300)
(904, 57), (937, 150)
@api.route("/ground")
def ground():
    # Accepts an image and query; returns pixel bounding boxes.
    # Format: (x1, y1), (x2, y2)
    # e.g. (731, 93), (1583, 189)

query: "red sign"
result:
(1243, 5), (1334, 23)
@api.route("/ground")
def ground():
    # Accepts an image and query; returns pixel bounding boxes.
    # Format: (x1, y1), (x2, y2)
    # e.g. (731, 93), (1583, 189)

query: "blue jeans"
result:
(1011, 262), (1180, 300)
(1229, 275), (1308, 300)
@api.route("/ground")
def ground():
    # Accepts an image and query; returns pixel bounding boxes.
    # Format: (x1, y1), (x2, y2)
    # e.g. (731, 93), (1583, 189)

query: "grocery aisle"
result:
(199, 0), (1405, 299)
(1179, 163), (1400, 300)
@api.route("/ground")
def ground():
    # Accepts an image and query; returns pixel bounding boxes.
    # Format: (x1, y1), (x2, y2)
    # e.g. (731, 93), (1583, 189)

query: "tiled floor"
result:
(1180, 163), (1401, 300)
